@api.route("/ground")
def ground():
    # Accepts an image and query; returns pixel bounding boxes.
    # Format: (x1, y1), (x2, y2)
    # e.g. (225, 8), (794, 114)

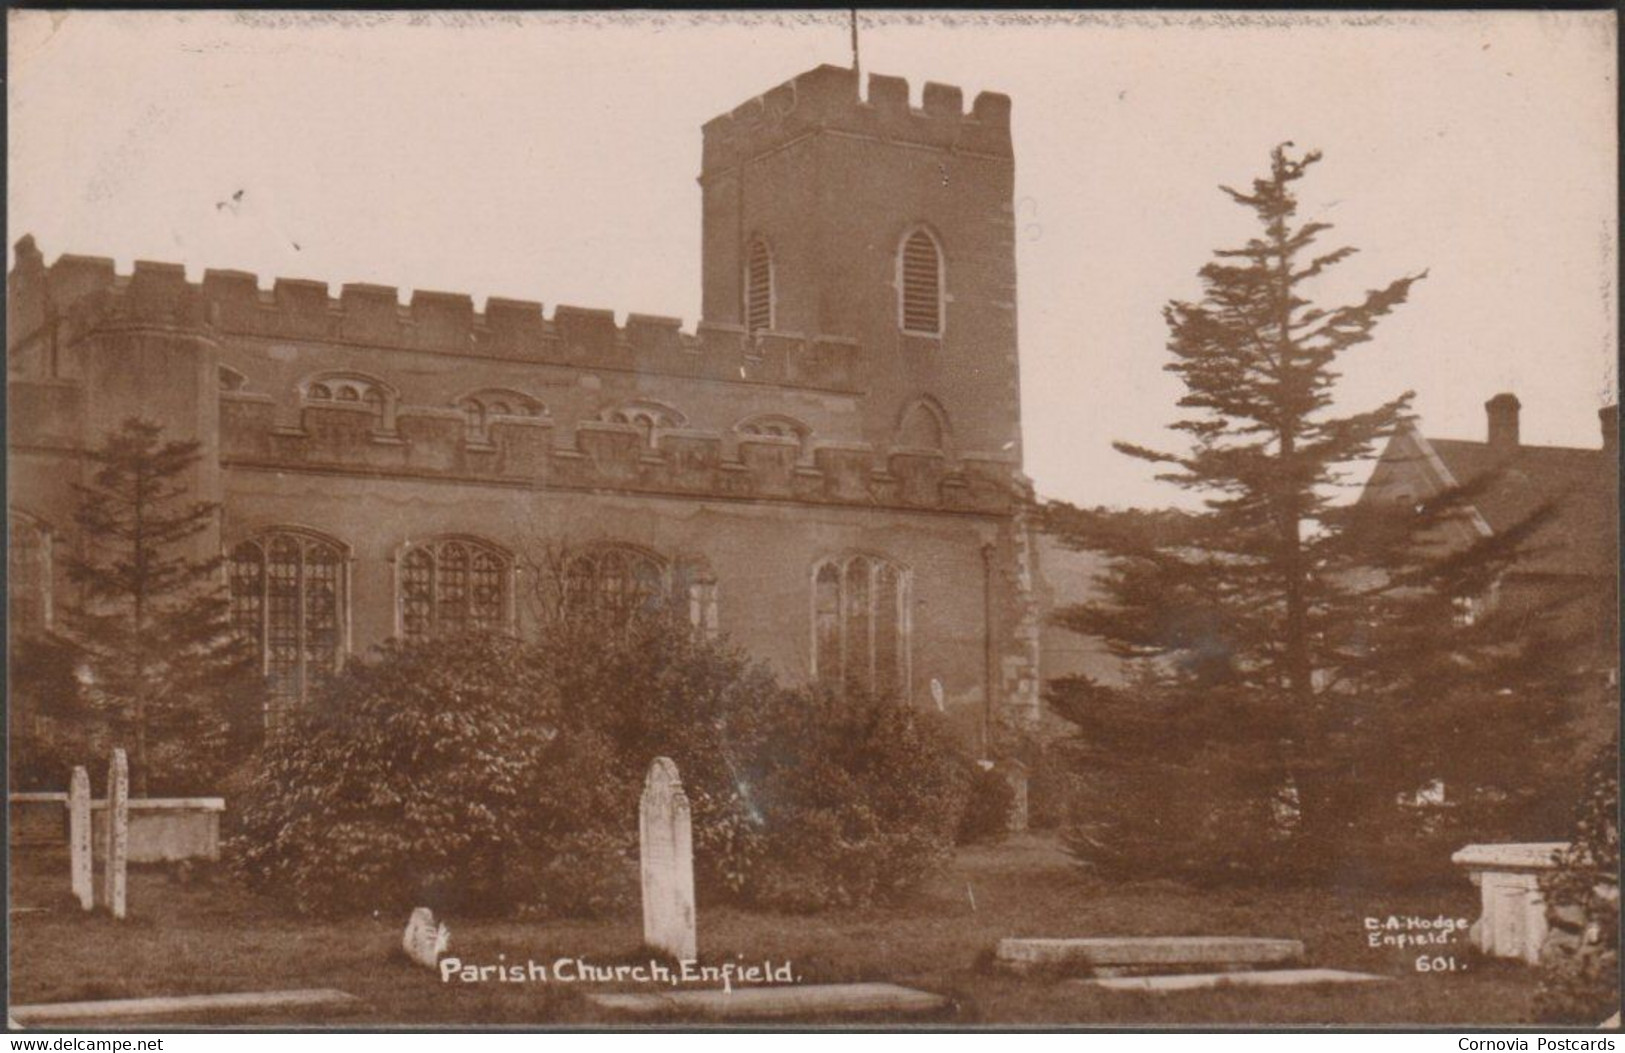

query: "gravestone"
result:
(401, 907), (449, 968)
(68, 766), (92, 911)
(102, 749), (128, 919)
(639, 756), (696, 960)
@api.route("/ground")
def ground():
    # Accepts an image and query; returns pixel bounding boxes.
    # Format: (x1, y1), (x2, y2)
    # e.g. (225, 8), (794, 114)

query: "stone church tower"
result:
(699, 64), (1022, 466)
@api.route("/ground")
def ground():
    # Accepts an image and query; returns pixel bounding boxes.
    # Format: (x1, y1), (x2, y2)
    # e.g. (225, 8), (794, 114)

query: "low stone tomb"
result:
(91, 797), (224, 863)
(1451, 842), (1569, 965)
(9, 792), (68, 846)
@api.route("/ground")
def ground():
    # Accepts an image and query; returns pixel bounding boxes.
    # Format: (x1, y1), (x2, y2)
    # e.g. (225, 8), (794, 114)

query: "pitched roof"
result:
(1424, 436), (1617, 578)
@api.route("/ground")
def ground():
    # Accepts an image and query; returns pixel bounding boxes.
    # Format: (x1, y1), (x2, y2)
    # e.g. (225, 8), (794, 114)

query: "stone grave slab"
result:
(586, 982), (949, 1020)
(11, 989), (360, 1026)
(1081, 968), (1388, 993)
(996, 936), (1304, 976)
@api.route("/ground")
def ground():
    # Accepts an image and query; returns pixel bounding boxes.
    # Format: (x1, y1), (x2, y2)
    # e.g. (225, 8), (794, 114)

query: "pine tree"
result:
(1046, 145), (1583, 882)
(62, 418), (262, 796)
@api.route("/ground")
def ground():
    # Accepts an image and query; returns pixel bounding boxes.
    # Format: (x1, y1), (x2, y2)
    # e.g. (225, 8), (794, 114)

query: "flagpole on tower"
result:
(850, 9), (860, 78)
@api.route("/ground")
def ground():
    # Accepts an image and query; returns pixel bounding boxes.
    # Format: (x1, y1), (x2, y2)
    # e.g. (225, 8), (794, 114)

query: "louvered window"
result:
(899, 229), (943, 335)
(745, 237), (774, 333)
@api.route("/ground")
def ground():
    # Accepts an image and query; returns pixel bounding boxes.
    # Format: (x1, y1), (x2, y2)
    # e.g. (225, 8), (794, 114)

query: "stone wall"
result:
(221, 465), (1012, 745)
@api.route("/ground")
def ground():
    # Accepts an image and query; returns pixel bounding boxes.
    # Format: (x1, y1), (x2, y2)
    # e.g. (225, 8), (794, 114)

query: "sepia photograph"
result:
(5, 8), (1619, 1033)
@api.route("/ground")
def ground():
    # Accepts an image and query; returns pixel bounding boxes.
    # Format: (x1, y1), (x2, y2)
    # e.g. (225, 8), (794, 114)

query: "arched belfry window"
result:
(812, 555), (910, 699)
(228, 529), (349, 707)
(745, 236), (774, 333)
(398, 537), (513, 641)
(898, 227), (944, 336)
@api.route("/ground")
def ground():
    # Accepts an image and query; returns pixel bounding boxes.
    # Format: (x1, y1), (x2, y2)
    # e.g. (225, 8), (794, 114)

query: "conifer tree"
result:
(62, 418), (261, 795)
(1046, 146), (1582, 881)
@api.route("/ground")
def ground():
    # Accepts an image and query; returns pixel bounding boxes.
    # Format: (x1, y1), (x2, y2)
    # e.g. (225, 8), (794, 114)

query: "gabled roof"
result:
(1421, 434), (1616, 578)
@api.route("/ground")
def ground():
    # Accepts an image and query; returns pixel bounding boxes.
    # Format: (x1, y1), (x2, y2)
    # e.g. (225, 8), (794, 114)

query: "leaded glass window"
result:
(811, 555), (910, 699)
(559, 545), (716, 635)
(397, 538), (512, 642)
(228, 530), (348, 707)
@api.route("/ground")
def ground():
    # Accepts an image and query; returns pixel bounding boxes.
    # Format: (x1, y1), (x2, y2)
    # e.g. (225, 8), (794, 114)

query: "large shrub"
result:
(726, 688), (974, 910)
(535, 617), (976, 911)
(232, 618), (980, 917)
(231, 634), (564, 916)
(1534, 738), (1620, 1024)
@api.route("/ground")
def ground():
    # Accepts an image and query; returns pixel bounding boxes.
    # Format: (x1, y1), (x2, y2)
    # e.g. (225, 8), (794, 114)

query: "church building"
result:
(7, 64), (1042, 757)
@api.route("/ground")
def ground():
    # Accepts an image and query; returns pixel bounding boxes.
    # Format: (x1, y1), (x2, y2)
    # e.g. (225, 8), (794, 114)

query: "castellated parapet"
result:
(700, 64), (1013, 174)
(207, 391), (1020, 513)
(26, 249), (862, 393)
(8, 240), (1026, 516)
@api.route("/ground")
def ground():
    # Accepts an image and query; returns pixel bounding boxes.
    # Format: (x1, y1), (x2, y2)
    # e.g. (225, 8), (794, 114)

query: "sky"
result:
(8, 10), (1617, 508)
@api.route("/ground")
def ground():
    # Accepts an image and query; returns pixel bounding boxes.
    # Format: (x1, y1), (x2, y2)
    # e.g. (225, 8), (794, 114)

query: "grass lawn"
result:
(9, 834), (1547, 1027)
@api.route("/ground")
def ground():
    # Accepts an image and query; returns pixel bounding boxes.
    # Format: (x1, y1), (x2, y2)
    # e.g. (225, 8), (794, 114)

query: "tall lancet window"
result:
(898, 227), (944, 336)
(229, 529), (349, 709)
(811, 555), (910, 699)
(745, 236), (774, 333)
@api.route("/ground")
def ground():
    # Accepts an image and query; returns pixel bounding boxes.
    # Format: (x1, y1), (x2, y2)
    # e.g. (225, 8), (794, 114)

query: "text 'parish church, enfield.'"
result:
(7, 64), (1044, 757)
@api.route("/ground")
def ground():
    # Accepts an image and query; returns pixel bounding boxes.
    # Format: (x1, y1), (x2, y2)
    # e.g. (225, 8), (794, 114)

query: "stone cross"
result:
(68, 766), (93, 911)
(639, 756), (696, 961)
(102, 748), (128, 919)
(402, 907), (450, 968)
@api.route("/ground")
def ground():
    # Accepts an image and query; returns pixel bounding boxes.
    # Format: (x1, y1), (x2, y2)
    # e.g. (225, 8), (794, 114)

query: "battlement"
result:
(217, 393), (1019, 513)
(9, 239), (862, 393)
(10, 362), (1025, 514)
(700, 64), (1013, 173)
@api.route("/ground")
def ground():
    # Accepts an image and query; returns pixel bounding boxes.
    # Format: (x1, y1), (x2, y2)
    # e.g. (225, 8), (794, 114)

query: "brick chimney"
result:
(1485, 392), (1521, 453)
(1601, 404), (1618, 454)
